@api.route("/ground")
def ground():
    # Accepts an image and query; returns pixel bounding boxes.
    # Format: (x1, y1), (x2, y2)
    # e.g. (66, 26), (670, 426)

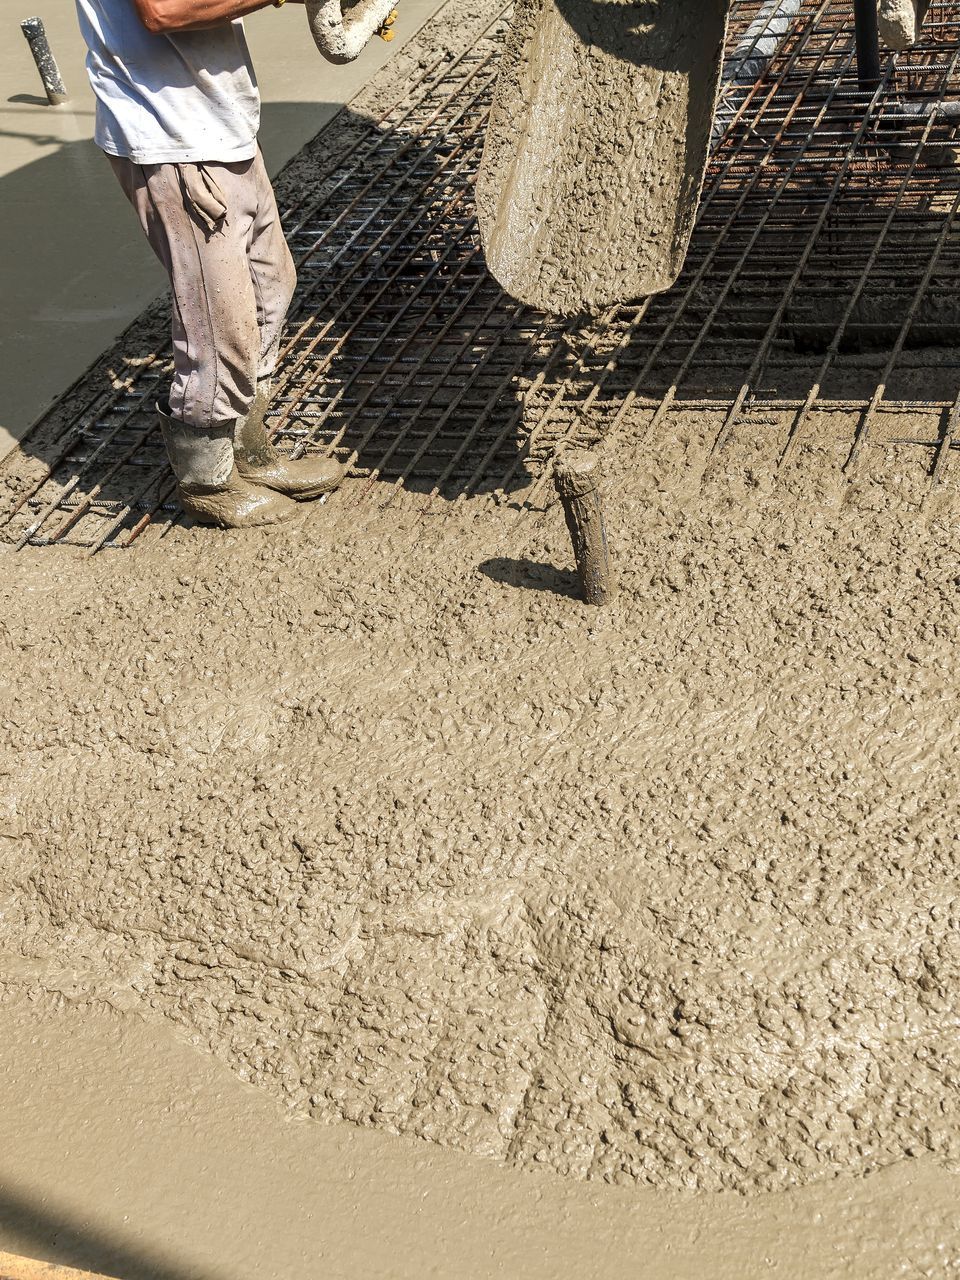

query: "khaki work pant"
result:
(109, 149), (297, 429)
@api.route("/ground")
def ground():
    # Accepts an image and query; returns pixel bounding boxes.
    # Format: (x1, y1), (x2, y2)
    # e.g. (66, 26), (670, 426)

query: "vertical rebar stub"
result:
(553, 449), (614, 606)
(21, 17), (68, 105)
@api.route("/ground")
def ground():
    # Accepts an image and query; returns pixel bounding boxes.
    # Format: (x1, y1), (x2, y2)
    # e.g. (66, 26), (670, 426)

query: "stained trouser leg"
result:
(104, 153), (297, 527)
(107, 154), (263, 427)
(226, 151), (345, 501)
(245, 147), (298, 384)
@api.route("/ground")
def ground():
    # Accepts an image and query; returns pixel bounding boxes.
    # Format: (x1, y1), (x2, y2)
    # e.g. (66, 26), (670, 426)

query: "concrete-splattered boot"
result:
(234, 379), (345, 501)
(878, 0), (929, 49)
(157, 402), (297, 529)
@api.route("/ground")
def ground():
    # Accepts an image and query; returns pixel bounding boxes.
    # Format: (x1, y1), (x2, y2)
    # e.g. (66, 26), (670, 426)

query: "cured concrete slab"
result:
(0, 0), (445, 462)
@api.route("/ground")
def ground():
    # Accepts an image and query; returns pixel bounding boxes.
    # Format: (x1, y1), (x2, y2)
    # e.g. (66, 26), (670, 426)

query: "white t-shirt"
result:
(74, 0), (260, 164)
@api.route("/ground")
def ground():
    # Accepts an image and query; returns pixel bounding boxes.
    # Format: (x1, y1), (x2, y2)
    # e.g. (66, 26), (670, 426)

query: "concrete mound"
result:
(3, 428), (960, 1195)
(475, 0), (729, 315)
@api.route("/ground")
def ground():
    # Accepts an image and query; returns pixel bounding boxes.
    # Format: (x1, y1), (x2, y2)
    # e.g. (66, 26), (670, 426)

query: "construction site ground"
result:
(4, 0), (960, 1275)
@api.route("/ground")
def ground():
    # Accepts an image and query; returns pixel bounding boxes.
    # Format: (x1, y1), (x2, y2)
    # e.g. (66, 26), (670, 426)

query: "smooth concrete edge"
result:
(2, 993), (960, 1280)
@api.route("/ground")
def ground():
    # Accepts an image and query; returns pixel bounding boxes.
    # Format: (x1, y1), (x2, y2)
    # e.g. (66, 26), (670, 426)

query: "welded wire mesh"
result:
(4, 0), (960, 549)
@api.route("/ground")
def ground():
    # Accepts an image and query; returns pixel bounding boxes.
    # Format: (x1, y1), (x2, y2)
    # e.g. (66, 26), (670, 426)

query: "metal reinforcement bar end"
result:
(553, 450), (615, 607)
(20, 17), (69, 105)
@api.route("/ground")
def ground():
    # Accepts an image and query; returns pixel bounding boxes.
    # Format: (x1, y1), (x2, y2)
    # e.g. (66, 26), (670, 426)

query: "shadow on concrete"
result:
(478, 556), (581, 598)
(551, 0), (727, 71)
(0, 1182), (207, 1280)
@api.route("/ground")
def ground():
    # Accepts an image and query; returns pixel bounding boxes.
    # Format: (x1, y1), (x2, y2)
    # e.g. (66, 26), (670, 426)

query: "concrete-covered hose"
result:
(305, 0), (398, 63)
(878, 0), (930, 50)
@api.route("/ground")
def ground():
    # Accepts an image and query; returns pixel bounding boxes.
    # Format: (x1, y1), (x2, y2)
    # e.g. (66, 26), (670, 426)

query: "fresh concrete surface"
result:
(1, 997), (960, 1280)
(0, 0), (445, 460)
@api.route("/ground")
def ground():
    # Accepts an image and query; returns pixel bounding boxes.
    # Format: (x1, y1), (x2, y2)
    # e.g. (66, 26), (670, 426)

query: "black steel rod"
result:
(853, 0), (882, 86)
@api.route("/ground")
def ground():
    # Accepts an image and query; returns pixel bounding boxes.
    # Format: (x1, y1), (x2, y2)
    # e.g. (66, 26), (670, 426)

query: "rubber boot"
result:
(878, 0), (929, 50)
(157, 402), (297, 529)
(234, 379), (345, 501)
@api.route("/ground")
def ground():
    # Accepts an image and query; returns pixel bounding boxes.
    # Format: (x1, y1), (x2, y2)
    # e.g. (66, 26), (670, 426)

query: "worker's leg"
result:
(106, 155), (296, 527)
(108, 154), (263, 426)
(221, 150), (345, 500)
(246, 147), (298, 383)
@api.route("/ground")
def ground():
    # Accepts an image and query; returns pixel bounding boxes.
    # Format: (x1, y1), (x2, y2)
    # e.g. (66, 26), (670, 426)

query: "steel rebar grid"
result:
(4, 0), (960, 550)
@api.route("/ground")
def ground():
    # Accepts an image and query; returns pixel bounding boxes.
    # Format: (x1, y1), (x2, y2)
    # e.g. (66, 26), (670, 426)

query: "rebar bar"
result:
(20, 17), (68, 105)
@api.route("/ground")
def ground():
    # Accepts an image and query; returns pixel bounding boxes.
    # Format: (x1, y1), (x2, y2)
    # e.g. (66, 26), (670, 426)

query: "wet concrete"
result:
(2, 996), (959, 1279)
(4, 0), (960, 1264)
(879, 0), (929, 49)
(0, 0), (445, 462)
(3, 397), (960, 1212)
(476, 0), (728, 313)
